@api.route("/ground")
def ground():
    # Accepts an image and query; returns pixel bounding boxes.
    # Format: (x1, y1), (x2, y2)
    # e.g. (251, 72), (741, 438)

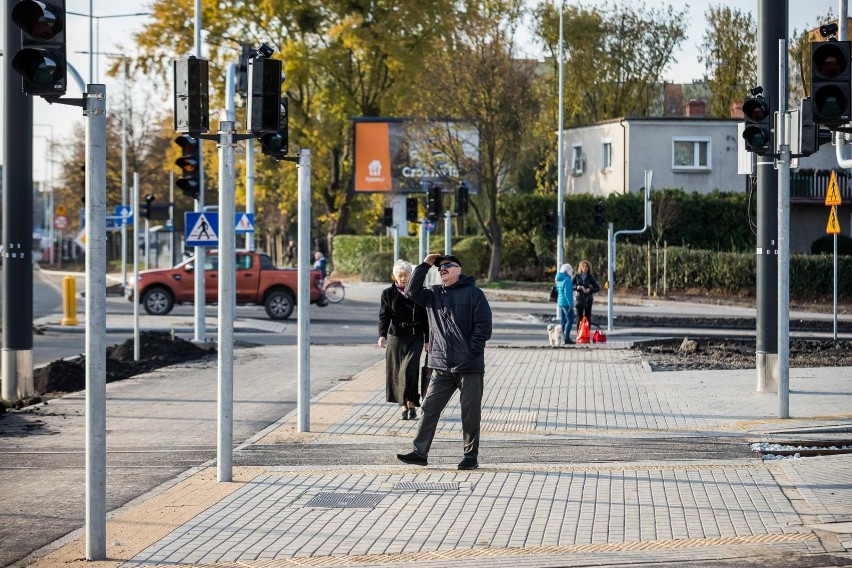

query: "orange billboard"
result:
(352, 118), (479, 193)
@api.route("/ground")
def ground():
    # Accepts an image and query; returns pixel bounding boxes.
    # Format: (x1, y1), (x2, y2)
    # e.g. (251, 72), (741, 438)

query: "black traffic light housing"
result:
(456, 182), (469, 215)
(427, 186), (443, 222)
(10, 0), (67, 97)
(174, 134), (201, 200)
(406, 197), (418, 222)
(382, 207), (394, 227)
(594, 200), (606, 226)
(800, 97), (835, 157)
(259, 98), (288, 159)
(140, 194), (155, 220)
(173, 56), (209, 134)
(236, 44), (251, 96)
(810, 41), (852, 126)
(545, 211), (556, 233)
(248, 45), (282, 136)
(742, 92), (772, 155)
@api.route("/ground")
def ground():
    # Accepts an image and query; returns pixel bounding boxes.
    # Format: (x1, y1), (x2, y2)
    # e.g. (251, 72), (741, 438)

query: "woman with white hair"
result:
(554, 263), (575, 344)
(378, 259), (429, 420)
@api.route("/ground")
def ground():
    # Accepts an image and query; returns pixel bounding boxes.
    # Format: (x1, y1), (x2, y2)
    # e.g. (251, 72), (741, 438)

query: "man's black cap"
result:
(433, 254), (462, 268)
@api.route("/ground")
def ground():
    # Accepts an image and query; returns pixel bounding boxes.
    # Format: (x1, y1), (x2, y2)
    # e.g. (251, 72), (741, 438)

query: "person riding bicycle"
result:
(313, 251), (327, 279)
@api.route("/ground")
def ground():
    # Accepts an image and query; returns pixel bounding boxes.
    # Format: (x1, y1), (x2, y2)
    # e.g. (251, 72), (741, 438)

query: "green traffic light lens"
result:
(743, 126), (769, 149)
(12, 49), (63, 85)
(814, 85), (848, 118)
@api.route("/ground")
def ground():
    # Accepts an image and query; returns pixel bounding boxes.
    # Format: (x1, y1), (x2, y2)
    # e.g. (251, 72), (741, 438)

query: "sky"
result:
(1, 0), (842, 187)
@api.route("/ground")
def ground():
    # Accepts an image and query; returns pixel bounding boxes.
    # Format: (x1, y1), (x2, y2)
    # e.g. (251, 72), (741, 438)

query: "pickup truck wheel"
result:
(265, 290), (294, 320)
(142, 287), (175, 316)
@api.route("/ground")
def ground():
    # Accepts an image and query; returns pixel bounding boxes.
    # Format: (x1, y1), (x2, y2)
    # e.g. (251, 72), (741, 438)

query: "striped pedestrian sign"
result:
(185, 212), (219, 246)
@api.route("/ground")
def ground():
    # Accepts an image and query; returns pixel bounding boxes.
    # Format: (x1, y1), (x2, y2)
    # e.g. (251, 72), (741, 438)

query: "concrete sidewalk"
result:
(19, 345), (852, 568)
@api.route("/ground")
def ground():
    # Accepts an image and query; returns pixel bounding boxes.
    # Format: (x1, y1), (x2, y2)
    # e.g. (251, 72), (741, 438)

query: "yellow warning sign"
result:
(826, 205), (840, 234)
(825, 171), (842, 206)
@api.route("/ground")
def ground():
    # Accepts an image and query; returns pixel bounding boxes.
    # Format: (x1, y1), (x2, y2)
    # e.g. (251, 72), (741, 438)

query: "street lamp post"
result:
(67, 10), (149, 83)
(34, 124), (55, 263)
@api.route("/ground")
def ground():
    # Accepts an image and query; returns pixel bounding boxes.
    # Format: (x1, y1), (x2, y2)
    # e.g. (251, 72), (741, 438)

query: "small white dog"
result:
(547, 324), (564, 347)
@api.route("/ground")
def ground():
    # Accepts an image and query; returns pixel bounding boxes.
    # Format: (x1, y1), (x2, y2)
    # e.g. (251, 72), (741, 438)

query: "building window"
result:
(672, 137), (711, 170)
(572, 144), (585, 175)
(601, 141), (612, 170)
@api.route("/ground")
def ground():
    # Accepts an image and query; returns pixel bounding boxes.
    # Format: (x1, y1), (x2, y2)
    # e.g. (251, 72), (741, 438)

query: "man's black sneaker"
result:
(565, 339), (575, 344)
(458, 457), (479, 470)
(397, 451), (428, 466)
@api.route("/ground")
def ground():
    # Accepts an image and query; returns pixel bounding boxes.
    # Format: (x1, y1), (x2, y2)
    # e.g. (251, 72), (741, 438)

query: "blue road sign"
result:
(114, 205), (133, 225)
(185, 212), (219, 246)
(235, 213), (255, 234)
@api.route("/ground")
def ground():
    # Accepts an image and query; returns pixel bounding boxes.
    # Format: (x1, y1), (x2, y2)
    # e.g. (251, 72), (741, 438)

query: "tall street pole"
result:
(193, 0), (207, 343)
(755, 0), (787, 392)
(2, 0), (35, 401)
(556, 0), (565, 271)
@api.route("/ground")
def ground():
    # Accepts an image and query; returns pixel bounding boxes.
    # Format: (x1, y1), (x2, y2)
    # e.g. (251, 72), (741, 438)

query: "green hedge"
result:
(335, 235), (852, 300)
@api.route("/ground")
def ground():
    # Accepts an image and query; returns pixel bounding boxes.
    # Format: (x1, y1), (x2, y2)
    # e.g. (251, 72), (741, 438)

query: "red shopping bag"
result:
(593, 328), (607, 343)
(576, 317), (591, 344)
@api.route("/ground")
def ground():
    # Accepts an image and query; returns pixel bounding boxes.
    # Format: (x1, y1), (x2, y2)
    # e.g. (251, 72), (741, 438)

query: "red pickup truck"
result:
(127, 251), (324, 320)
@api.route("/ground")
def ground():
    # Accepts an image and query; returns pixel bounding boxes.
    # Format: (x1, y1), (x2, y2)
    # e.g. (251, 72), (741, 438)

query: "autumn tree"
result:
(533, 1), (687, 125)
(132, 0), (455, 268)
(697, 6), (757, 118)
(410, 0), (543, 282)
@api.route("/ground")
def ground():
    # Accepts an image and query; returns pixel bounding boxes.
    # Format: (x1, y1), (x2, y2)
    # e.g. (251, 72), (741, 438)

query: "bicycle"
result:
(320, 279), (345, 304)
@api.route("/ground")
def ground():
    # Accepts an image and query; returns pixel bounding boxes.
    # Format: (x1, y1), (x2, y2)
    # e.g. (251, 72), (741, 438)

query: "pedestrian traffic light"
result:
(800, 97), (835, 157)
(10, 0), (67, 97)
(741, 92), (772, 155)
(427, 186), (443, 222)
(174, 134), (200, 200)
(406, 197), (418, 222)
(456, 181), (469, 215)
(810, 41), (852, 126)
(594, 200), (605, 226)
(173, 56), (209, 134)
(259, 98), (288, 159)
(248, 44), (282, 135)
(382, 207), (394, 227)
(139, 194), (155, 220)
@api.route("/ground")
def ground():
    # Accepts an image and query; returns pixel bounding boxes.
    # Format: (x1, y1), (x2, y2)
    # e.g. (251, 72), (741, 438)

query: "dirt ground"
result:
(633, 337), (852, 371)
(0, 331), (215, 412)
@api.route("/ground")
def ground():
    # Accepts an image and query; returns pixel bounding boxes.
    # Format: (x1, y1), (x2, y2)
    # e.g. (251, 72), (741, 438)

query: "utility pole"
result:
(2, 0), (35, 401)
(755, 0), (787, 392)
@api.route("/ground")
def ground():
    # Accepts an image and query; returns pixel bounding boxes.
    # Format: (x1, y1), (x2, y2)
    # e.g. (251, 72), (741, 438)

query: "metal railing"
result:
(790, 169), (852, 200)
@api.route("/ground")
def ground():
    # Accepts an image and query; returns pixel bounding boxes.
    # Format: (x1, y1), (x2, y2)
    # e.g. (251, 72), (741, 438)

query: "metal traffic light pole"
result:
(776, 40), (791, 419)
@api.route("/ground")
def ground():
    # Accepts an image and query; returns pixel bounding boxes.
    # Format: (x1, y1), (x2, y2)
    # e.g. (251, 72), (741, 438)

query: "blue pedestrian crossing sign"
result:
(235, 213), (255, 234)
(185, 212), (219, 246)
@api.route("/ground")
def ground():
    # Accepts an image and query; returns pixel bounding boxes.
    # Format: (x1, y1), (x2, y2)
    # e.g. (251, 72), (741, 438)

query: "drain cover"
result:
(393, 481), (460, 491)
(304, 492), (386, 508)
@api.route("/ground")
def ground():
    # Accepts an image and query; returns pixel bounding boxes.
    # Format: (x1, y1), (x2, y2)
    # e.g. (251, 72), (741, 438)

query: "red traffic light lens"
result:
(742, 98), (769, 121)
(813, 43), (848, 79)
(11, 0), (64, 40)
(174, 134), (199, 151)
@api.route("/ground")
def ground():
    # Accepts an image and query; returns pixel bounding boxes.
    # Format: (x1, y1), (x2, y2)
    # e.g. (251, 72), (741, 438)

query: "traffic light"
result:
(427, 186), (443, 222)
(139, 194), (155, 220)
(236, 44), (251, 96)
(259, 98), (288, 159)
(741, 93), (771, 155)
(456, 182), (469, 215)
(10, 0), (67, 96)
(173, 56), (209, 134)
(545, 211), (556, 233)
(810, 41), (851, 126)
(406, 197), (418, 222)
(594, 200), (605, 226)
(382, 207), (394, 227)
(248, 45), (282, 135)
(800, 97), (835, 157)
(174, 134), (200, 199)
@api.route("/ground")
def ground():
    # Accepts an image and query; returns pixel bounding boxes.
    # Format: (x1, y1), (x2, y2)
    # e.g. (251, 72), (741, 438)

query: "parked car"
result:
(126, 251), (324, 319)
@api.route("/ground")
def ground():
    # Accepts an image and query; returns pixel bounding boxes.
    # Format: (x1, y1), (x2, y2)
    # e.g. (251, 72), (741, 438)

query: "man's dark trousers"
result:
(412, 370), (483, 459)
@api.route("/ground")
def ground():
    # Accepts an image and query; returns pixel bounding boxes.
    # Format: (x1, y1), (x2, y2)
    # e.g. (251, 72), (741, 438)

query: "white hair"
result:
(392, 259), (413, 276)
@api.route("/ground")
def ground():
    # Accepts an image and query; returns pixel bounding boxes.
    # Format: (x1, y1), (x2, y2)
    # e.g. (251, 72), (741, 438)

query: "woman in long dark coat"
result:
(378, 260), (429, 420)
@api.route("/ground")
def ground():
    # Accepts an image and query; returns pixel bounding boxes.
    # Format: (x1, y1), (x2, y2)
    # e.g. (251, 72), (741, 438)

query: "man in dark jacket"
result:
(396, 253), (492, 470)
